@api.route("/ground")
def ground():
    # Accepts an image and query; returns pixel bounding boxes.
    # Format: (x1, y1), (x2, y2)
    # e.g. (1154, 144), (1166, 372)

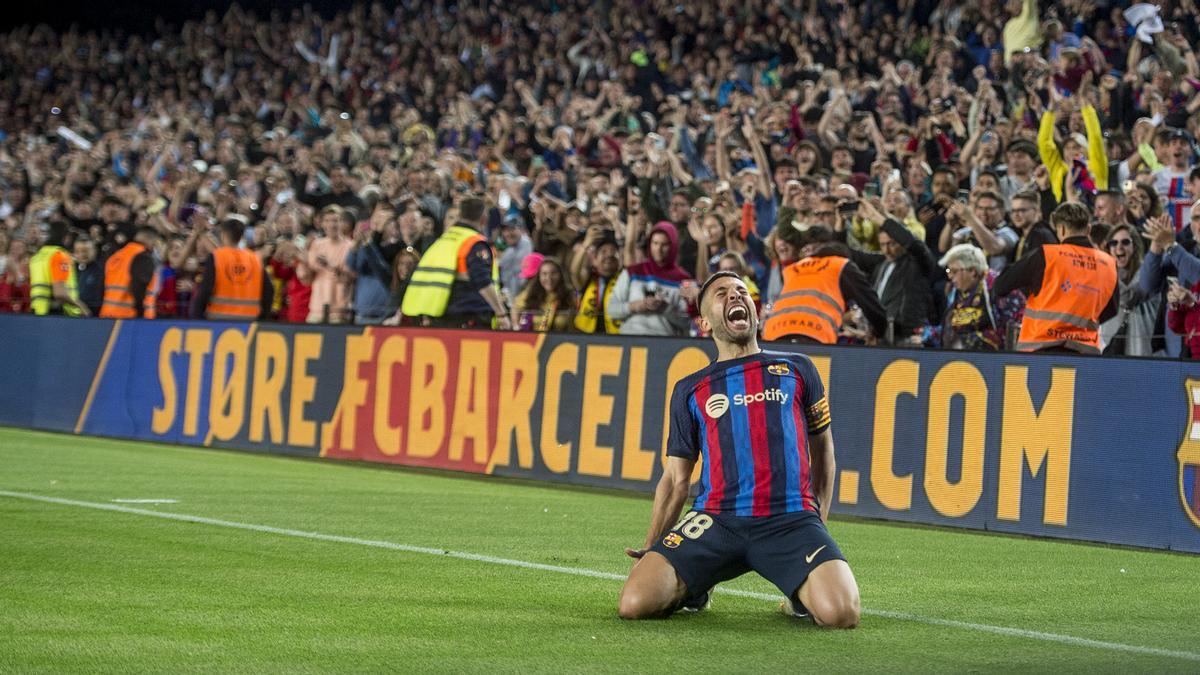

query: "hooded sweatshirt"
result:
(606, 221), (694, 336)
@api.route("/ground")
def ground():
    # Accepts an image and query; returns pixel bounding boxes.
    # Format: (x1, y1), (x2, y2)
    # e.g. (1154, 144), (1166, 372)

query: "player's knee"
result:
(827, 601), (860, 629)
(618, 591), (662, 620)
(809, 590), (860, 629)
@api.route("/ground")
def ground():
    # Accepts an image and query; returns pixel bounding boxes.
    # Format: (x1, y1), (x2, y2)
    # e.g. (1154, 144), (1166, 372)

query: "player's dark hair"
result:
(698, 271), (741, 309)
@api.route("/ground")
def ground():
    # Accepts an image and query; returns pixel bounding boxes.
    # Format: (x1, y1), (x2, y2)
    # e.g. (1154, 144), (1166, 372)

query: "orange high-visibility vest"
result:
(206, 247), (264, 321)
(1017, 243), (1117, 354)
(762, 256), (848, 343)
(100, 242), (157, 319)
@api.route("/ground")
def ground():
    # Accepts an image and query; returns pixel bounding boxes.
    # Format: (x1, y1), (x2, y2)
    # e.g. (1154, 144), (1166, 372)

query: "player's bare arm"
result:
(809, 429), (835, 523)
(618, 457), (696, 619)
(626, 456), (696, 558)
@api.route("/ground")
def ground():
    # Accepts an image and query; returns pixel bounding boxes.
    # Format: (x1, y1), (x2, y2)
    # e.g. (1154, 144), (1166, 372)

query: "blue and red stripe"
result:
(777, 369), (807, 513)
(724, 367), (756, 516)
(692, 378), (727, 511)
(743, 364), (774, 516)
(684, 357), (823, 517)
(1169, 178), (1187, 232)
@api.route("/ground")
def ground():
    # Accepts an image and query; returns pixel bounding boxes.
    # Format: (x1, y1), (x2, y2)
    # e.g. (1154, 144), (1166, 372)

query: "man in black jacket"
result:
(842, 199), (938, 343)
(1010, 190), (1058, 262)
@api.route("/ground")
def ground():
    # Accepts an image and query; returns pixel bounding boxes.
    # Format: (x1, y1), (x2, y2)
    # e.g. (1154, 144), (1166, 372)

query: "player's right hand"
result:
(624, 547), (649, 559)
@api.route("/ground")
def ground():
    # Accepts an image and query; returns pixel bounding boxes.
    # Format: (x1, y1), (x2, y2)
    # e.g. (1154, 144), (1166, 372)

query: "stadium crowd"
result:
(2, 0), (1200, 356)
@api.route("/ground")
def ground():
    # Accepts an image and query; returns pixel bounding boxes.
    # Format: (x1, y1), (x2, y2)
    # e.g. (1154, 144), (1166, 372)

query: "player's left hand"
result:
(624, 547), (649, 559)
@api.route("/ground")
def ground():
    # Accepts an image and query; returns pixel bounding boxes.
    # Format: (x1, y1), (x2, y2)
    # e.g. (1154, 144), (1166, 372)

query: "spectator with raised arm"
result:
(305, 205), (355, 324)
(607, 221), (694, 337)
(940, 192), (1020, 271)
(844, 199), (938, 345)
(1037, 84), (1109, 204)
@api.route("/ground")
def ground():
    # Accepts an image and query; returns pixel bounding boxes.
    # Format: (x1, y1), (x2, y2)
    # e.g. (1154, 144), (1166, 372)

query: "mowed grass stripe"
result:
(2, 489), (1197, 665)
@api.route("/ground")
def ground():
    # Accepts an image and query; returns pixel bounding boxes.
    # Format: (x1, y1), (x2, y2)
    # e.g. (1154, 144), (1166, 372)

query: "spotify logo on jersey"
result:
(705, 394), (730, 419)
(705, 389), (790, 419)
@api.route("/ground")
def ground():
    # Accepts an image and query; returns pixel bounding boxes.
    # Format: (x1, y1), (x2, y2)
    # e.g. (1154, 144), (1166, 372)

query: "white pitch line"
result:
(1, 489), (1197, 663)
(111, 499), (179, 504)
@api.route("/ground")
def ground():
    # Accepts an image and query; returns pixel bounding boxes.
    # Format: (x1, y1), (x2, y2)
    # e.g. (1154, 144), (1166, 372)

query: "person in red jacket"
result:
(282, 240), (313, 323)
(1166, 277), (1200, 357)
(0, 239), (31, 313)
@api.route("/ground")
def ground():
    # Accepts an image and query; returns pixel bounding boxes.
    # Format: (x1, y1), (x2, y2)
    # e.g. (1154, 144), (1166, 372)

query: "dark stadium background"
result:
(2, 0), (354, 32)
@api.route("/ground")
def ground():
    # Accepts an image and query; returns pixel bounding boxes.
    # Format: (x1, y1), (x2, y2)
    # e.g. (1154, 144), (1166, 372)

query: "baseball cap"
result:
(519, 253), (545, 280)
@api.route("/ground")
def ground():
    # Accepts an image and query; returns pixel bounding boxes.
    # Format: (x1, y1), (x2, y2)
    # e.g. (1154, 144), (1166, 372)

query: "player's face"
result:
(703, 276), (756, 346)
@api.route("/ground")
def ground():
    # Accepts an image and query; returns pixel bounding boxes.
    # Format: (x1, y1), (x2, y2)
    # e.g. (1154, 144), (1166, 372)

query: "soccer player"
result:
(618, 271), (860, 628)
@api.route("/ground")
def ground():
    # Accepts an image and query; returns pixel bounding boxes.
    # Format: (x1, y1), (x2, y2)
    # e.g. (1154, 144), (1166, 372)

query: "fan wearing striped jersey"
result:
(618, 271), (860, 627)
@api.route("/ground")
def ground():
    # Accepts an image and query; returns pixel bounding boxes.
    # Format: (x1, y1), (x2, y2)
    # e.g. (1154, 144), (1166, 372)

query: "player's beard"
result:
(712, 314), (756, 346)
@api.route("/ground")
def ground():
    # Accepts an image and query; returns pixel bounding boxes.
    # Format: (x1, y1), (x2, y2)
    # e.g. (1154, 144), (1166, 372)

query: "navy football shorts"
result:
(648, 509), (845, 600)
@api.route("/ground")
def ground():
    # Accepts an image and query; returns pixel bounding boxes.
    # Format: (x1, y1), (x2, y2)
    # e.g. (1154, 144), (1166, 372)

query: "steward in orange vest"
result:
(192, 217), (273, 321)
(994, 202), (1118, 354)
(762, 235), (888, 344)
(99, 227), (162, 319)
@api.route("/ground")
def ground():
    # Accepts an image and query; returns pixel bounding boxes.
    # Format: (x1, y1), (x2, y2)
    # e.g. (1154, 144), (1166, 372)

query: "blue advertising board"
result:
(1, 314), (1196, 553)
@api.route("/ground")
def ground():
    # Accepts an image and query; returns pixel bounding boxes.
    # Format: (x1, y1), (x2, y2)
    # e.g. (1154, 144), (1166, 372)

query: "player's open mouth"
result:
(725, 303), (750, 331)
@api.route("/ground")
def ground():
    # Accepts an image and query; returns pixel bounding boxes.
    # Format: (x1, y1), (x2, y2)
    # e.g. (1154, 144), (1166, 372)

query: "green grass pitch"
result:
(0, 427), (1197, 672)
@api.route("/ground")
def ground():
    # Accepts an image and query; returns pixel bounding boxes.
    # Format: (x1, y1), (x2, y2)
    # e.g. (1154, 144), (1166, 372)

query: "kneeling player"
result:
(618, 272), (860, 628)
